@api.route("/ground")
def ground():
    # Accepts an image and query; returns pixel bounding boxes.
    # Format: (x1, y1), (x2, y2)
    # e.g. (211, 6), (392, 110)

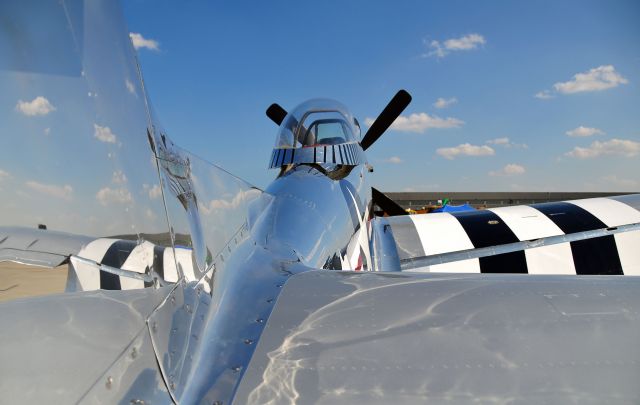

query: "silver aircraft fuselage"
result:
(179, 162), (372, 402)
(263, 164), (372, 270)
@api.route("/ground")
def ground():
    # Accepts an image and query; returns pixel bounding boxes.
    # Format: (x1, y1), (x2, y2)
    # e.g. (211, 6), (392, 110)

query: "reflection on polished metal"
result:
(0, 1), (372, 402)
(236, 271), (640, 403)
(0, 285), (174, 403)
(1, 1), (640, 404)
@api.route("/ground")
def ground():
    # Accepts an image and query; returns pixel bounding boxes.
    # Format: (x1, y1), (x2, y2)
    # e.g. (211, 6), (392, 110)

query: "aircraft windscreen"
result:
(269, 99), (364, 168)
(274, 99), (360, 149)
(314, 120), (348, 143)
(302, 116), (351, 146)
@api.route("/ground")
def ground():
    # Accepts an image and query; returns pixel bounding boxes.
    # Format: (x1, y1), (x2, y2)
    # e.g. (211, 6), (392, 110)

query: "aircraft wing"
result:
(235, 270), (640, 403)
(371, 194), (640, 275)
(0, 226), (93, 267)
(0, 285), (174, 403)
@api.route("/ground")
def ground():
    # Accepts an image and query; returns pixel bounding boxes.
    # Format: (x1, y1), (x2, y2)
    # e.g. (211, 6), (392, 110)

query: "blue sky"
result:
(123, 0), (640, 192)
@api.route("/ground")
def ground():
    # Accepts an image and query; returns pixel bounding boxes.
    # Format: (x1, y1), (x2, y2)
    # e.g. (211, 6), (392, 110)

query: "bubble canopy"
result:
(270, 99), (364, 168)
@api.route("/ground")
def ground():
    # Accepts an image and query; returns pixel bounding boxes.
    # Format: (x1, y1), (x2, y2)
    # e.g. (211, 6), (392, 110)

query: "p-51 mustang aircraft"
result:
(1, 1), (640, 404)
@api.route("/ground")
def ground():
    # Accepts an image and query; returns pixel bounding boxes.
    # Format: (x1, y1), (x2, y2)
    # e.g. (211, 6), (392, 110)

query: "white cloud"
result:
(486, 137), (528, 149)
(15, 96), (56, 116)
(383, 156), (403, 164)
(486, 137), (510, 145)
(365, 112), (463, 133)
(537, 65), (629, 99)
(601, 175), (638, 189)
(112, 170), (127, 184)
(534, 90), (554, 99)
(43, 127), (51, 136)
(26, 181), (73, 201)
(565, 138), (640, 159)
(536, 66), (628, 98)
(565, 126), (605, 137)
(433, 97), (457, 109)
(125, 79), (136, 95)
(145, 208), (157, 221)
(436, 143), (495, 160)
(199, 189), (260, 215)
(444, 34), (486, 50)
(143, 183), (162, 199)
(94, 124), (117, 143)
(0, 169), (9, 181)
(129, 33), (160, 51)
(96, 187), (133, 206)
(426, 34), (486, 58)
(553, 65), (628, 94)
(489, 163), (526, 176)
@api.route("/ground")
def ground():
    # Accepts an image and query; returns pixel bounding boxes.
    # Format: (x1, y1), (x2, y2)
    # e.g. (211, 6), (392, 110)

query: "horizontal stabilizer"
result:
(235, 270), (640, 403)
(0, 286), (174, 403)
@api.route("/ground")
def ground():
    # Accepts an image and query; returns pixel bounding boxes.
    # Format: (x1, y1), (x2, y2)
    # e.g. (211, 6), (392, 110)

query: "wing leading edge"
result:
(372, 194), (640, 275)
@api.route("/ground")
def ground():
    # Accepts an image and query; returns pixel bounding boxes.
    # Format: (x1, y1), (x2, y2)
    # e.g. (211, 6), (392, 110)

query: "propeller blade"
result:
(372, 187), (408, 216)
(266, 103), (288, 126)
(360, 90), (412, 151)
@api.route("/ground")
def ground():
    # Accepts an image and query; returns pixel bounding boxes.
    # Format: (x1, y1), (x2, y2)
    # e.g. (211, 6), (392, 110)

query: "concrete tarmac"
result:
(0, 262), (67, 303)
